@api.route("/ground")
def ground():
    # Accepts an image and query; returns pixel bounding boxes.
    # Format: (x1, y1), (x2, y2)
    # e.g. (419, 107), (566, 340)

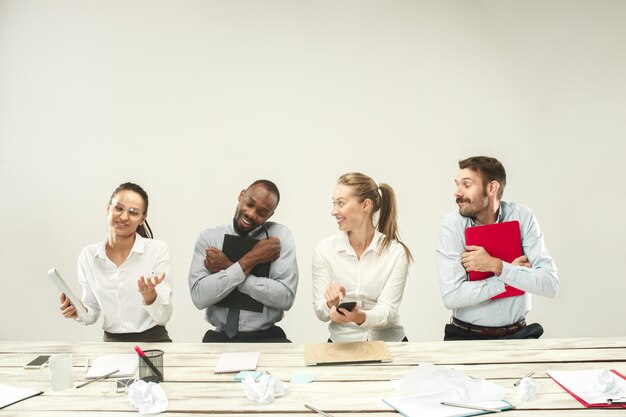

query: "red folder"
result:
(464, 220), (524, 299)
(547, 370), (626, 408)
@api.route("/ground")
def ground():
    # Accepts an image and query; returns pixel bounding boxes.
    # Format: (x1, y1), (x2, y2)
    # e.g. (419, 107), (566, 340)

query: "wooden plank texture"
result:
(0, 338), (625, 415)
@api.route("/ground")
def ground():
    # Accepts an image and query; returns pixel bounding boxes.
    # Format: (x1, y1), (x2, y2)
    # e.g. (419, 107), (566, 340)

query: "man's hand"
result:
(329, 304), (366, 325)
(137, 273), (166, 305)
(324, 283), (345, 309)
(204, 247), (233, 273)
(512, 255), (532, 268)
(239, 237), (281, 276)
(462, 245), (503, 275)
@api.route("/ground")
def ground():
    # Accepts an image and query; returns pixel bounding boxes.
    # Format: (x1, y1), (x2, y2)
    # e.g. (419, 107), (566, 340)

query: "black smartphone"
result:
(337, 301), (356, 315)
(24, 355), (50, 369)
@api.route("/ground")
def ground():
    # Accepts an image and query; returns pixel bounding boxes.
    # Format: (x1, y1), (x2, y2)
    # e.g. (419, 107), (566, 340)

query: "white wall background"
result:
(1, 0), (625, 343)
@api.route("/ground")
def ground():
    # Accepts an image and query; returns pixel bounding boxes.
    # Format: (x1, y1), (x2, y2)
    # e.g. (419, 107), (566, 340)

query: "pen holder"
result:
(138, 349), (164, 383)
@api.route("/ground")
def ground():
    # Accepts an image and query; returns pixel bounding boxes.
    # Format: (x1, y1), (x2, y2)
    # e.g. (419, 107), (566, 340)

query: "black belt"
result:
(451, 317), (526, 337)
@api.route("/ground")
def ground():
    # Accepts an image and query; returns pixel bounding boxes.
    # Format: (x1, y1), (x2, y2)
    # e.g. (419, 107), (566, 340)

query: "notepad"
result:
(547, 369), (626, 408)
(465, 220), (524, 299)
(0, 384), (43, 410)
(214, 352), (260, 374)
(85, 354), (138, 379)
(383, 394), (514, 417)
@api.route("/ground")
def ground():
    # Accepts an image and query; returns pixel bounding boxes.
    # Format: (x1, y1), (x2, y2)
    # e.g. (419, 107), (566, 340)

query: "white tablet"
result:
(48, 268), (89, 322)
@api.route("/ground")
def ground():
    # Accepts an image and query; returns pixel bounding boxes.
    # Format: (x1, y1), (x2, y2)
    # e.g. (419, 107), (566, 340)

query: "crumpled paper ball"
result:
(241, 373), (289, 403)
(128, 380), (168, 414)
(517, 377), (539, 401)
(594, 370), (625, 396)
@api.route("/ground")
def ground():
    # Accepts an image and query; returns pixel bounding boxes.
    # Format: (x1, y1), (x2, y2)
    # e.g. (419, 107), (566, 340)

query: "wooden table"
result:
(1, 337), (625, 416)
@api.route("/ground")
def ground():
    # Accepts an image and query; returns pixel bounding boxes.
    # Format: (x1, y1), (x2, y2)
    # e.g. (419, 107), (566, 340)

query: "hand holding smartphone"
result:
(337, 301), (356, 315)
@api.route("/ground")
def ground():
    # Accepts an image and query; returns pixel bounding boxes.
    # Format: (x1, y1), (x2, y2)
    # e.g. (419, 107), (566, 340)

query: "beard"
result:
(456, 195), (489, 219)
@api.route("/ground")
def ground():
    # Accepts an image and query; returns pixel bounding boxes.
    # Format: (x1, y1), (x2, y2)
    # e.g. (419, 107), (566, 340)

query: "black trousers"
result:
(202, 325), (291, 343)
(444, 322), (544, 341)
(103, 325), (172, 343)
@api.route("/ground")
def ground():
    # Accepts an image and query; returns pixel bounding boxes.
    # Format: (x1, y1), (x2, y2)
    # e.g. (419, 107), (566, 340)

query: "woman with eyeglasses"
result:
(59, 182), (173, 342)
(312, 172), (413, 342)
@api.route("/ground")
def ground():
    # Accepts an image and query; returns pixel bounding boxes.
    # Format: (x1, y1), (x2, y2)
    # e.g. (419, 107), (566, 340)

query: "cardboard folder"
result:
(214, 234), (271, 313)
(464, 220), (524, 299)
(304, 341), (392, 366)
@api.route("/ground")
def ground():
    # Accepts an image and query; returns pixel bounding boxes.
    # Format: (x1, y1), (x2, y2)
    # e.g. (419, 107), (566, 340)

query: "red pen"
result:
(134, 345), (163, 382)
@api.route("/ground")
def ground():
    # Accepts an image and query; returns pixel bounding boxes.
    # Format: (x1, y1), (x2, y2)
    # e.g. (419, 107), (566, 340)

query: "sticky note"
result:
(291, 373), (315, 383)
(234, 371), (262, 381)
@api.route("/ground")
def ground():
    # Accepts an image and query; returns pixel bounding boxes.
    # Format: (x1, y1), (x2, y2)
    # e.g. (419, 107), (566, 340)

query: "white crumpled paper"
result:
(128, 380), (168, 414)
(594, 370), (625, 396)
(394, 363), (504, 401)
(517, 377), (539, 401)
(241, 373), (289, 403)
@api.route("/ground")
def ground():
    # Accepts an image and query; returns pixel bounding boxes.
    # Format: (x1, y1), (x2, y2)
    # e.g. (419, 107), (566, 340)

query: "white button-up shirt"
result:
(312, 231), (409, 342)
(77, 234), (173, 333)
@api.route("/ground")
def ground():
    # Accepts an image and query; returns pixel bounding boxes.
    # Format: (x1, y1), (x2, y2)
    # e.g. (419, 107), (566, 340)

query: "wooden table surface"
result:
(1, 337), (625, 416)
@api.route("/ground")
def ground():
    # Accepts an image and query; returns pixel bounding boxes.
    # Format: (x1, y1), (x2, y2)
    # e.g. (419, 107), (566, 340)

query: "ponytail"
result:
(377, 183), (413, 262)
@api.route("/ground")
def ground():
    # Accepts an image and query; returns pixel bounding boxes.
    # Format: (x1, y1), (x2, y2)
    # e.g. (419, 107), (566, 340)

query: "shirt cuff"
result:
(486, 275), (507, 296)
(497, 262), (516, 282)
(143, 293), (168, 315)
(228, 262), (246, 284)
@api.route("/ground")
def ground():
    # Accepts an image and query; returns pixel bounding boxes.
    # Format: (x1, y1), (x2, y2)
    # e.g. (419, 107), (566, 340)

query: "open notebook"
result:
(214, 352), (260, 374)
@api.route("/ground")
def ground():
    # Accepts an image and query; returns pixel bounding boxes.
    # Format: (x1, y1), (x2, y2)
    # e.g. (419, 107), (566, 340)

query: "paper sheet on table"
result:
(547, 369), (626, 405)
(384, 392), (513, 417)
(0, 384), (43, 410)
(394, 363), (504, 401)
(86, 354), (138, 378)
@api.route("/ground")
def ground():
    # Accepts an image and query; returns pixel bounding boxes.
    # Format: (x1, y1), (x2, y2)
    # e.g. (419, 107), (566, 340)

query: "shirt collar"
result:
(336, 230), (382, 257)
(469, 205), (504, 227)
(94, 233), (145, 259)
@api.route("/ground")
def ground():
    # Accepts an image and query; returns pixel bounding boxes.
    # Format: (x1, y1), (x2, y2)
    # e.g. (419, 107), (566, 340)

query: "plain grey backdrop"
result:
(1, 0), (625, 342)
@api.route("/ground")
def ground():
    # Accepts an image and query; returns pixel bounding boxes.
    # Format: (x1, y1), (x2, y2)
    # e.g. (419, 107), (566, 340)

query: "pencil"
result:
(305, 404), (336, 417)
(75, 369), (120, 389)
(441, 401), (502, 413)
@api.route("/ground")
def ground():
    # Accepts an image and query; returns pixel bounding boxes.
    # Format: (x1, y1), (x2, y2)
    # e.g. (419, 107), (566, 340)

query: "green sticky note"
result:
(291, 373), (315, 383)
(234, 371), (262, 381)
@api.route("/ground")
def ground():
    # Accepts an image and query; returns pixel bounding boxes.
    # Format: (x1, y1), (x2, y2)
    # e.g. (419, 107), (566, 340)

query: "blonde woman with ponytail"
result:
(312, 173), (413, 342)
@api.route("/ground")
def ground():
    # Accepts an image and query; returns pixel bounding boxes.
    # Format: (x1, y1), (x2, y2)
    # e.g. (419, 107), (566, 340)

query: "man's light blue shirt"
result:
(436, 201), (558, 327)
(188, 221), (298, 333)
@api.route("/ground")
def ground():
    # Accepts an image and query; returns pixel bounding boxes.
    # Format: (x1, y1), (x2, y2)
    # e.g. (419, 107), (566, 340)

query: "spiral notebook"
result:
(214, 352), (260, 374)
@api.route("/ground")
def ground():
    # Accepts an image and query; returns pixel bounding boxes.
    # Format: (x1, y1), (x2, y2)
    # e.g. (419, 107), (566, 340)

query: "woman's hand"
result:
(59, 292), (77, 319)
(324, 283), (346, 309)
(137, 273), (166, 305)
(329, 304), (366, 326)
